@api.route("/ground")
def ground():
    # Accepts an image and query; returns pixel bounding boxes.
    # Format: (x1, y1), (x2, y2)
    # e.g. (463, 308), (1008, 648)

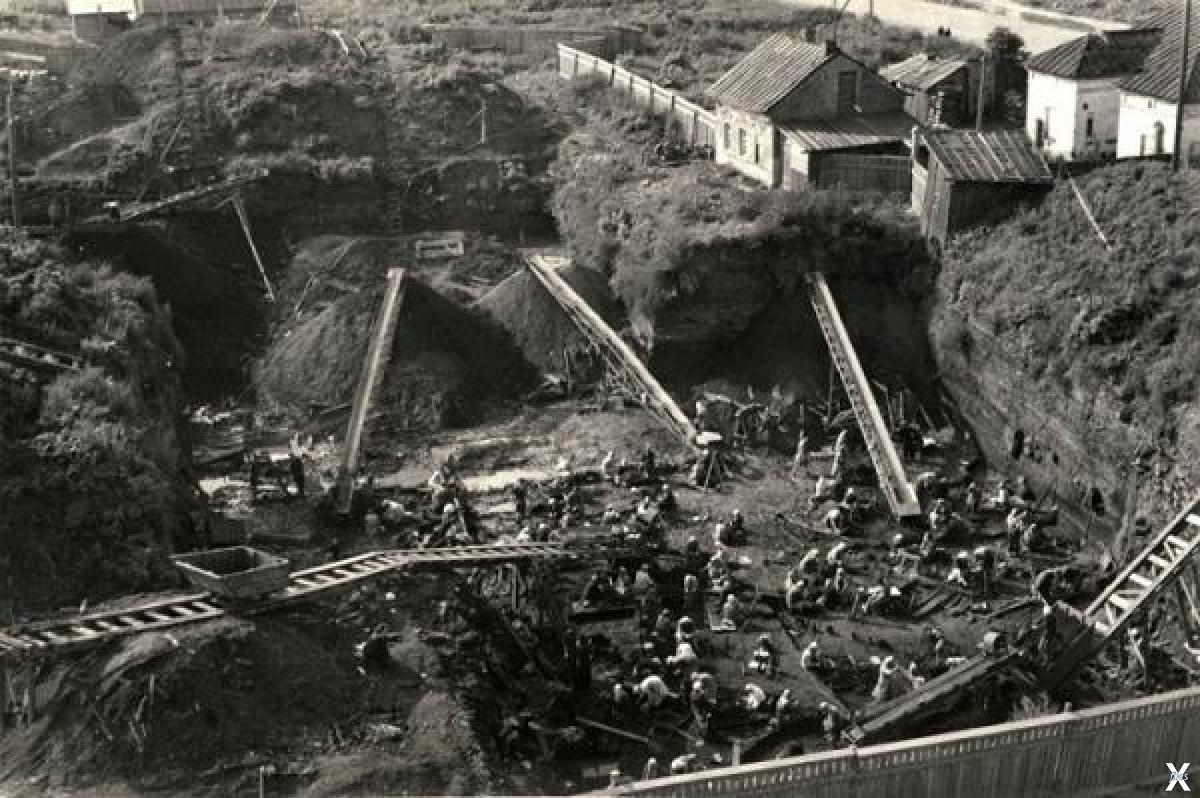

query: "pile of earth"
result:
(0, 239), (197, 613)
(256, 235), (536, 431)
(478, 260), (622, 375)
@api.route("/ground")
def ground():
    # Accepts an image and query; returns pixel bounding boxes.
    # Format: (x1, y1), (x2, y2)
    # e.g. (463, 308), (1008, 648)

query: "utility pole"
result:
(1173, 0), (1192, 172)
(7, 77), (19, 234)
(480, 97), (487, 146)
(976, 52), (988, 131)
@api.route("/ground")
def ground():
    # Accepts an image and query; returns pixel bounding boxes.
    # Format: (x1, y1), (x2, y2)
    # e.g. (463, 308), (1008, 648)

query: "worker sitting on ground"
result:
(823, 504), (847, 534)
(636, 494), (657, 525)
(800, 547), (822, 578)
(670, 753), (699, 776)
(928, 498), (951, 537)
(785, 568), (808, 612)
(738, 683), (768, 712)
(429, 463), (457, 508)
(632, 563), (656, 597)
(718, 592), (743, 631)
(773, 689), (800, 728)
(800, 640), (822, 671)
(1021, 517), (1043, 554)
(634, 641), (665, 674)
(611, 682), (637, 719)
(634, 673), (674, 712)
(675, 615), (697, 646)
(749, 633), (778, 677)
(826, 541), (848, 570)
(888, 533), (907, 563)
(580, 570), (616, 607)
(689, 672), (718, 736)
(706, 550), (733, 594)
(832, 565), (848, 594)
(667, 639), (700, 679)
(974, 546), (996, 597)
(946, 551), (970, 587)
(613, 567), (632, 598)
(363, 507), (381, 539)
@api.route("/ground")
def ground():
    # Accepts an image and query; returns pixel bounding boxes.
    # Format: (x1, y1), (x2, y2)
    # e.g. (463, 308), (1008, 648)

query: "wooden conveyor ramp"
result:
(524, 255), (698, 448)
(0, 335), (82, 376)
(336, 267), (407, 513)
(1042, 494), (1200, 690)
(854, 652), (1018, 743)
(82, 168), (269, 224)
(0, 541), (616, 662)
(807, 272), (921, 518)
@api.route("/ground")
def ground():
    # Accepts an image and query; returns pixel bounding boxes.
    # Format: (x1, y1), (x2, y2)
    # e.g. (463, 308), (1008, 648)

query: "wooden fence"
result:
(424, 25), (640, 60)
(556, 43), (717, 149)
(606, 685), (1200, 797)
(815, 153), (912, 193)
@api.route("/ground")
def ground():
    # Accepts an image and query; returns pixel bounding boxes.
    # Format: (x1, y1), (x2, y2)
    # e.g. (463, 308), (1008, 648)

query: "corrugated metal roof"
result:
(1026, 28), (1161, 80)
(1119, 8), (1200, 102)
(780, 111), (916, 152)
(140, 0), (293, 13)
(922, 129), (1053, 183)
(880, 54), (969, 91)
(707, 33), (835, 114)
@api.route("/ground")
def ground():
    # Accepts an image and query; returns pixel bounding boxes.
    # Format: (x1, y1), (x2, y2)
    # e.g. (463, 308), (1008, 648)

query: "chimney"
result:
(825, 39), (839, 56)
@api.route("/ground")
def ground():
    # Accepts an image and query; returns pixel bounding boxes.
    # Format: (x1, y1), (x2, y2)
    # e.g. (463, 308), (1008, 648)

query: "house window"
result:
(1035, 118), (1046, 148)
(738, 128), (747, 157)
(723, 124), (731, 150)
(1140, 134), (1148, 156)
(753, 137), (760, 164)
(1189, 142), (1200, 169)
(1154, 121), (1165, 155)
(836, 71), (858, 114)
(1085, 115), (1094, 138)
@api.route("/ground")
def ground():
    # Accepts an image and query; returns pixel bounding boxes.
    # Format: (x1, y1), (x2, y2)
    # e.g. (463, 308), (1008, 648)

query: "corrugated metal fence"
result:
(556, 43), (717, 149)
(605, 686), (1200, 797)
(816, 154), (912, 193)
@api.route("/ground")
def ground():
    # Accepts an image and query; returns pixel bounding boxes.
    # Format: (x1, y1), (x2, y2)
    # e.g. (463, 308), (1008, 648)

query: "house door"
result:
(836, 71), (858, 114)
(1154, 122), (1165, 155)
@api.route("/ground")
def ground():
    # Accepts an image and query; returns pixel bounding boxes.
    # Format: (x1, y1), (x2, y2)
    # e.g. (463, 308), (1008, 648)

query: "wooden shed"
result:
(912, 128), (1054, 248)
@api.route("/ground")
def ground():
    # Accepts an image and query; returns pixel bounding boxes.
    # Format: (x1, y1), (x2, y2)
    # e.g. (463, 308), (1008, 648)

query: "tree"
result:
(986, 27), (1027, 62)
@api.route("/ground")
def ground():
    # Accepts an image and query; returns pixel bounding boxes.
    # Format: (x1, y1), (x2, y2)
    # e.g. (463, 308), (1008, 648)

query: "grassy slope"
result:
(936, 160), (1200, 448)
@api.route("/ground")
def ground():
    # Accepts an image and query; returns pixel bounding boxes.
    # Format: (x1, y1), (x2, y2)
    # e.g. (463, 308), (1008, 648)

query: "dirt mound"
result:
(257, 277), (536, 430)
(69, 28), (181, 107)
(0, 618), (359, 788)
(209, 26), (347, 67)
(20, 84), (143, 167)
(478, 261), (622, 374)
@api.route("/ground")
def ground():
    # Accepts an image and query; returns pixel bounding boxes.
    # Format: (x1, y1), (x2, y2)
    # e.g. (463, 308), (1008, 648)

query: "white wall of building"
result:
(66, 0), (137, 15)
(1073, 78), (1121, 159)
(1026, 71), (1078, 160)
(1117, 92), (1200, 165)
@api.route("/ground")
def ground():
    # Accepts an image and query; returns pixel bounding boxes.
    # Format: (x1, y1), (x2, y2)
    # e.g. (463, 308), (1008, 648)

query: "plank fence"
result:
(601, 685), (1200, 797)
(556, 43), (717, 149)
(817, 153), (912, 193)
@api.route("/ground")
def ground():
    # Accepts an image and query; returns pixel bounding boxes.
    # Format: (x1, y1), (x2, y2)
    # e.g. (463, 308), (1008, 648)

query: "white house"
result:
(1024, 29), (1161, 162)
(1116, 9), (1200, 166)
(707, 34), (912, 190)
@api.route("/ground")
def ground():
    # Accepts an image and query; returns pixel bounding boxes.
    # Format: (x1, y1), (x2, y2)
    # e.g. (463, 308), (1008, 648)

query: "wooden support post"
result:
(230, 193), (276, 303)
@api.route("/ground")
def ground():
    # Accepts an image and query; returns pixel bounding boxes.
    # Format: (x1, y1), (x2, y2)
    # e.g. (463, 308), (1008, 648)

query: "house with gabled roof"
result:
(707, 34), (912, 189)
(1024, 28), (1162, 161)
(1115, 8), (1200, 166)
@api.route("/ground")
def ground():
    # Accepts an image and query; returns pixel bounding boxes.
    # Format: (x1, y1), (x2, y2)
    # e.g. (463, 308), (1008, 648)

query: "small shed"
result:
(912, 128), (1053, 247)
(881, 54), (975, 126)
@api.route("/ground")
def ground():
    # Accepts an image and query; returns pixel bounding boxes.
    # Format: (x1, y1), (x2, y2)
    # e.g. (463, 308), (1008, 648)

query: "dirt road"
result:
(785, 0), (1125, 54)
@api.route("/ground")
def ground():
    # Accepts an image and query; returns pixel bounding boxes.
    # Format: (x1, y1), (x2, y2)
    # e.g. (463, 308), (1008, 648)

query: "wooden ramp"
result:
(807, 272), (921, 518)
(524, 255), (697, 448)
(0, 540), (614, 662)
(1042, 494), (1200, 690)
(337, 268), (407, 513)
(0, 335), (82, 376)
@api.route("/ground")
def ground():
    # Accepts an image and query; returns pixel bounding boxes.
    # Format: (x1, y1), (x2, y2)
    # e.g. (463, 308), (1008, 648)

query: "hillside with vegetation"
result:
(934, 161), (1200, 513)
(0, 238), (196, 615)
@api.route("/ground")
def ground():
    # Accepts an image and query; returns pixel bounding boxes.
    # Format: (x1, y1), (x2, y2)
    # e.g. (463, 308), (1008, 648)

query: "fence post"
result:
(647, 82), (655, 112)
(692, 110), (698, 146)
(609, 63), (616, 86)
(573, 51), (579, 77)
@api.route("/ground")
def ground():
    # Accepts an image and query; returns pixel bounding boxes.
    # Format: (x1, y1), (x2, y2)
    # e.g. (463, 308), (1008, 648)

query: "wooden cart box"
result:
(173, 546), (290, 601)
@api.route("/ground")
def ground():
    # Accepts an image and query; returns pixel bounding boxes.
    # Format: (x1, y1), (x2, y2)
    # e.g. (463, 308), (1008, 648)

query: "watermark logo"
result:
(1167, 763), (1190, 792)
